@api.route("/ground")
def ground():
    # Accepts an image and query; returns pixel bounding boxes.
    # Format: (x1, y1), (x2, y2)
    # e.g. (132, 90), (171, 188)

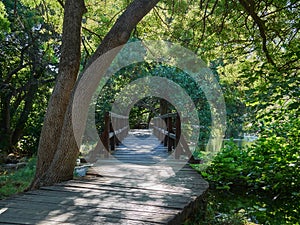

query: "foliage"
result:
(186, 191), (250, 225)
(0, 157), (36, 199)
(128, 97), (160, 128)
(195, 115), (299, 224)
(0, 1), (10, 37)
(143, 0), (299, 138)
(190, 188), (300, 225)
(94, 61), (213, 144)
(0, 0), (60, 155)
(210, 59), (246, 138)
(201, 115), (300, 193)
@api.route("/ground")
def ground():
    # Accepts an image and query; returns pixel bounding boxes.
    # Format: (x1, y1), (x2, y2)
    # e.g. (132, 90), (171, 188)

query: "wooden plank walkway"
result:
(0, 130), (208, 224)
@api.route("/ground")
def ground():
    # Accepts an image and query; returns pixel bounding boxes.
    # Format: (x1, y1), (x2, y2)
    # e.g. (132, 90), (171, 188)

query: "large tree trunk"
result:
(30, 0), (160, 189)
(30, 0), (87, 188)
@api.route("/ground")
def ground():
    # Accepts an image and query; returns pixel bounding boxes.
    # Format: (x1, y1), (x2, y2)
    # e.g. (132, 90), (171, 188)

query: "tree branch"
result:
(87, 0), (160, 67)
(5, 44), (31, 83)
(56, 0), (64, 8)
(238, 0), (276, 66)
(82, 26), (103, 41)
(153, 7), (169, 27)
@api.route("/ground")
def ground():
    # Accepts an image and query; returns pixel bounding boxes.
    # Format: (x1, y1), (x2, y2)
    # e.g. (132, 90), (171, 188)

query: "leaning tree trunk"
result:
(30, 0), (160, 189)
(30, 0), (87, 188)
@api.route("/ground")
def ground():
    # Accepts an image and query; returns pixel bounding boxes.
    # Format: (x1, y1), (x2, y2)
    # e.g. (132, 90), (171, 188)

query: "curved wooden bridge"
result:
(0, 113), (208, 224)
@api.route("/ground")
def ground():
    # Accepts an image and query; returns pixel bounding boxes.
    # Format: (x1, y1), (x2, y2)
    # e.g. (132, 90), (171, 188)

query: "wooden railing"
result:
(152, 113), (179, 152)
(89, 112), (128, 159)
(152, 113), (201, 163)
(101, 112), (129, 152)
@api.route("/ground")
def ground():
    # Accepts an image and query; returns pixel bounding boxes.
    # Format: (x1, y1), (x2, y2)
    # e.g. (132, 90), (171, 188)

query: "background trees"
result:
(0, 0), (60, 156)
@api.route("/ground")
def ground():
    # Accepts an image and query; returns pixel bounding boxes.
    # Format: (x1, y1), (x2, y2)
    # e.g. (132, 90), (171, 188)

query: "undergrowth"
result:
(0, 157), (36, 199)
(191, 118), (300, 224)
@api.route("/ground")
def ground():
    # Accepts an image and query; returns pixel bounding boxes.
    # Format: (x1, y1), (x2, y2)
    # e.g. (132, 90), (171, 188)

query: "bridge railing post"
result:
(151, 112), (200, 163)
(175, 113), (181, 159)
(109, 114), (115, 151)
(163, 117), (168, 147)
(167, 116), (173, 151)
(109, 112), (129, 149)
(101, 112), (110, 157)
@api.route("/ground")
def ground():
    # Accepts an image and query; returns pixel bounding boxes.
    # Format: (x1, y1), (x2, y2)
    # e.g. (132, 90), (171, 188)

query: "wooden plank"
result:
(0, 197), (181, 215)
(58, 179), (190, 193)
(0, 215), (162, 225)
(0, 208), (165, 224)
(156, 113), (177, 119)
(85, 165), (206, 183)
(76, 173), (208, 188)
(0, 192), (189, 211)
(0, 215), (161, 225)
(0, 201), (174, 223)
(36, 186), (196, 205)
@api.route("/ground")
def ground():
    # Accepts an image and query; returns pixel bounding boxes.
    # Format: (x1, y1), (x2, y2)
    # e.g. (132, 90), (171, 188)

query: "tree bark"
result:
(30, 0), (86, 188)
(30, 0), (160, 189)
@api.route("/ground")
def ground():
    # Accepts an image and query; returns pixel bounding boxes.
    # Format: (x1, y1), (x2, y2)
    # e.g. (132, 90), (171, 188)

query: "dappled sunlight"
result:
(45, 211), (74, 223)
(0, 129), (208, 224)
(0, 170), (206, 224)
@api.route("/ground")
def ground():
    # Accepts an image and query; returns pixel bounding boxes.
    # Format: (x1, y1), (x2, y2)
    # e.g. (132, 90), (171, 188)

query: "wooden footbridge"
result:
(0, 113), (208, 224)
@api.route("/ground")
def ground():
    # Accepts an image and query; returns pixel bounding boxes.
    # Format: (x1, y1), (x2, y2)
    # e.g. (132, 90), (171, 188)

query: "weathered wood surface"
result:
(0, 129), (208, 224)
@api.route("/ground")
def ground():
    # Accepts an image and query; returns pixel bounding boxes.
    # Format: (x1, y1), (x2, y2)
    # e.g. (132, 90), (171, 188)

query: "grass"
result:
(0, 157), (36, 199)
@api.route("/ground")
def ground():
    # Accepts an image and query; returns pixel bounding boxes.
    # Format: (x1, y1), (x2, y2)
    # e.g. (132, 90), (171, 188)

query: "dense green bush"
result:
(201, 117), (300, 194)
(193, 117), (299, 224)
